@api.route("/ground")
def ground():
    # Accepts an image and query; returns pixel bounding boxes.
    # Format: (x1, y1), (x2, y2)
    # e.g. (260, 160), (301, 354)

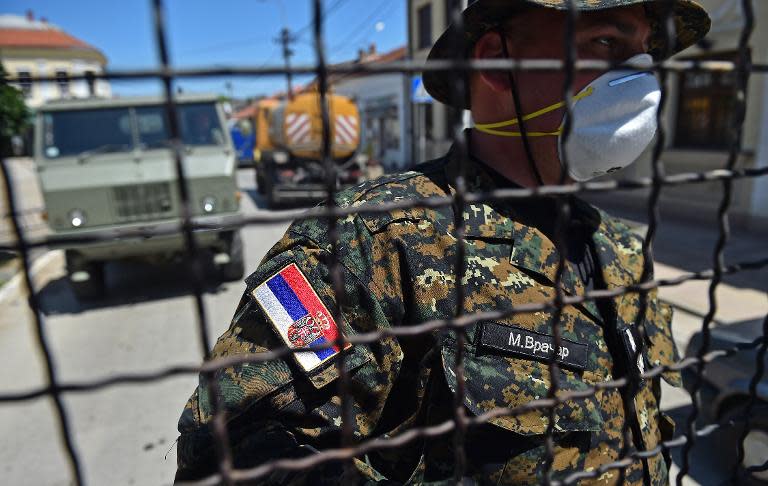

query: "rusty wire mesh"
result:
(1, 0), (767, 485)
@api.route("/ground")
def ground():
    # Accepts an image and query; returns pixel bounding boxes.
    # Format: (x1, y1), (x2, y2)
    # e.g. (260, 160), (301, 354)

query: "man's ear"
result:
(473, 31), (512, 93)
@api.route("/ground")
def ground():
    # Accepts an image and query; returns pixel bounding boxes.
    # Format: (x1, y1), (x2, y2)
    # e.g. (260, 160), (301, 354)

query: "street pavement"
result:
(0, 168), (291, 485)
(0, 157), (48, 285)
(0, 168), (765, 485)
(587, 192), (768, 486)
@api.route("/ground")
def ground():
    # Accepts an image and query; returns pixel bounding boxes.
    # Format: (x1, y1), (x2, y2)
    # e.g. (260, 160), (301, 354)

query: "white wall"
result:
(408, 0), (471, 163)
(334, 72), (411, 171)
(750, 63), (768, 226)
(744, 0), (768, 228)
(2, 56), (111, 108)
(594, 0), (768, 229)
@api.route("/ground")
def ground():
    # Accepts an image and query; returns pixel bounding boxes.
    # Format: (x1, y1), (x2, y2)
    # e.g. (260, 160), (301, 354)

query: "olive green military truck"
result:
(34, 94), (244, 300)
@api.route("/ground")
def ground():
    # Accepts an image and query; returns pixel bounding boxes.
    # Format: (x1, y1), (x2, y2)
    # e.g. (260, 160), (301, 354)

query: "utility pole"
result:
(276, 27), (296, 99)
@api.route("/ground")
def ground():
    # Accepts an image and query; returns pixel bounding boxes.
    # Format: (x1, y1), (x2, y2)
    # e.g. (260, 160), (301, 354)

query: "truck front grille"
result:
(112, 183), (173, 222)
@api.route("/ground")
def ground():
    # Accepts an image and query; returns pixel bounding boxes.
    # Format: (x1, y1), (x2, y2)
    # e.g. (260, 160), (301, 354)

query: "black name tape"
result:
(478, 322), (588, 371)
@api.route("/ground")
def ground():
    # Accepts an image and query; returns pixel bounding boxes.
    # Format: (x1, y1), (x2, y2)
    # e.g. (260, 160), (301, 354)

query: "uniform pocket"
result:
(440, 335), (604, 435)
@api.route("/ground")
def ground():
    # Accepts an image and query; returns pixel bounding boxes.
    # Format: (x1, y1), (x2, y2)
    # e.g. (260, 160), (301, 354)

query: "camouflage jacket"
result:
(175, 147), (682, 485)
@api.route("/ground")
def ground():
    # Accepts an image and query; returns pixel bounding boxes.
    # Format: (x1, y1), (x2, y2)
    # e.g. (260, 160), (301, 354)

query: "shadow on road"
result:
(37, 259), (229, 315)
(665, 404), (752, 486)
(583, 195), (768, 294)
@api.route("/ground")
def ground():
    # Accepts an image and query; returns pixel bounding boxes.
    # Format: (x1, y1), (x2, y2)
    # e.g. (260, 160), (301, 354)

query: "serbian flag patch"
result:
(252, 263), (349, 372)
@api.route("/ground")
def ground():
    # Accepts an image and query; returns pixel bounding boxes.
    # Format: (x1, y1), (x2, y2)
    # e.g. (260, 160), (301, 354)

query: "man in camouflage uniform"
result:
(176, 1), (710, 484)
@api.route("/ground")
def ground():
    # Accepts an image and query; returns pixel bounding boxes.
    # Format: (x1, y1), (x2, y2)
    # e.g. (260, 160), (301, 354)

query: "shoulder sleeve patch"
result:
(252, 263), (351, 373)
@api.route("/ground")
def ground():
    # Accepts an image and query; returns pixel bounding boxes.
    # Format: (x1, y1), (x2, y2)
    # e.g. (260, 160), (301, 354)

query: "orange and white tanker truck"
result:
(252, 92), (369, 207)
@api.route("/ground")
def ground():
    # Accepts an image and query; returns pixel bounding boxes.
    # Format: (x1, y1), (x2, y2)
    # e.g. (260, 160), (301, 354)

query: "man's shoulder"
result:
(594, 207), (646, 252)
(336, 157), (450, 209)
(279, 157), (451, 258)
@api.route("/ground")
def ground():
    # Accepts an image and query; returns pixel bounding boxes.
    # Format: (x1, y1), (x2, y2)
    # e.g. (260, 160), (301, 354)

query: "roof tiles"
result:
(0, 28), (96, 51)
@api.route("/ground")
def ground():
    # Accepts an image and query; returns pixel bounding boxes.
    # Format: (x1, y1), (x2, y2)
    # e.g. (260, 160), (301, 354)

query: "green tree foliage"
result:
(0, 64), (30, 157)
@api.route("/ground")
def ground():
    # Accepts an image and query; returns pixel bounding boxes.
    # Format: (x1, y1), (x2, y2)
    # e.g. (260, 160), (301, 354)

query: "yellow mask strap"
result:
(474, 86), (594, 137)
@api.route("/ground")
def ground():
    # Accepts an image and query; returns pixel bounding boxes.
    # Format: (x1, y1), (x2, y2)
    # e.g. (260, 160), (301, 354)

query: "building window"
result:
(84, 70), (97, 95)
(417, 4), (432, 50)
(363, 101), (400, 164)
(674, 52), (745, 150)
(16, 70), (33, 97)
(383, 106), (401, 151)
(56, 70), (70, 97)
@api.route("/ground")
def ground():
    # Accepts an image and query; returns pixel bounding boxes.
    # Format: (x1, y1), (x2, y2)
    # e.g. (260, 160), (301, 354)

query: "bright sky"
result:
(1, 0), (407, 98)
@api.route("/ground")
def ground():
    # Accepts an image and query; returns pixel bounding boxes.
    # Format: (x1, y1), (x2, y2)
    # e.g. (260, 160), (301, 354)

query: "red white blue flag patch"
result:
(253, 263), (349, 372)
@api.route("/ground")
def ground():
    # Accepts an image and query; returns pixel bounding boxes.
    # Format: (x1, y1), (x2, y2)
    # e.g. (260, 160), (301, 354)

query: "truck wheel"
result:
(256, 169), (267, 195)
(65, 251), (106, 300)
(218, 231), (245, 282)
(264, 184), (276, 208)
(262, 157), (277, 208)
(256, 151), (272, 196)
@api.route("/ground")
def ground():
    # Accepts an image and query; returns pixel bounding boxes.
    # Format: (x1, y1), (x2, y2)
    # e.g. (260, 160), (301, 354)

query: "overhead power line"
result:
(175, 0), (351, 61)
(276, 27), (298, 97)
(329, 0), (399, 54)
(292, 0), (352, 39)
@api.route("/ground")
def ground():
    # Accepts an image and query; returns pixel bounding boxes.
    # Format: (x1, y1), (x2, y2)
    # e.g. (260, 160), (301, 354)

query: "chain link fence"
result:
(1, 0), (767, 484)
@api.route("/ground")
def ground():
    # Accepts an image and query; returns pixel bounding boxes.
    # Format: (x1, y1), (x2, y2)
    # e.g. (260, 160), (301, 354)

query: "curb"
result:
(0, 250), (63, 304)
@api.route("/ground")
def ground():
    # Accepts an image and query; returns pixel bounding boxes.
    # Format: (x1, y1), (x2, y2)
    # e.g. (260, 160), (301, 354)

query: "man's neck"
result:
(469, 128), (559, 187)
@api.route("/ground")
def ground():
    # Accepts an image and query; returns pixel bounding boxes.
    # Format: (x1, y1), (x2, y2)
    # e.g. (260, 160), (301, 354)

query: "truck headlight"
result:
(202, 196), (217, 213)
(273, 151), (289, 165)
(69, 209), (86, 228)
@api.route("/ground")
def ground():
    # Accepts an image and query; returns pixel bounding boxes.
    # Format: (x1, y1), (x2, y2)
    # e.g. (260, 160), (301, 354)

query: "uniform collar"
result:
(442, 143), (639, 294)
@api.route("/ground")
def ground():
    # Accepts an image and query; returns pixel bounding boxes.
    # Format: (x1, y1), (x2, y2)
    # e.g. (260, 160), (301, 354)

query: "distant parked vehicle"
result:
(683, 318), (768, 484)
(34, 94), (244, 300)
(228, 118), (255, 167)
(249, 92), (370, 207)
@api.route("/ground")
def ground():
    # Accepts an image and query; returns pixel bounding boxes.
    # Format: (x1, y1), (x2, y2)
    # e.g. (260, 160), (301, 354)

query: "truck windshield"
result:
(43, 108), (133, 158)
(42, 102), (225, 159)
(136, 103), (225, 148)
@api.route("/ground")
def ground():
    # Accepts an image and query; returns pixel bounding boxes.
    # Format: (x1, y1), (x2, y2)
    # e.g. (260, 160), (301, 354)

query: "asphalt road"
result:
(0, 169), (290, 485)
(1, 168), (764, 485)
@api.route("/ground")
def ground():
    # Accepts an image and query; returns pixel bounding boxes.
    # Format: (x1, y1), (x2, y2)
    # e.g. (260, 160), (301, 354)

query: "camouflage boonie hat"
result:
(423, 0), (711, 108)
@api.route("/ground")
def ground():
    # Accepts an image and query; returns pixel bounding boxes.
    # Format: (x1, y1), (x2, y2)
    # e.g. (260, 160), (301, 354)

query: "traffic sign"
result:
(411, 76), (434, 104)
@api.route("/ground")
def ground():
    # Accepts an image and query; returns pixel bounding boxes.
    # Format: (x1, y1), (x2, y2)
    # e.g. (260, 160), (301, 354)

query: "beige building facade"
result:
(408, 0), (467, 161)
(624, 0), (768, 232)
(407, 0), (768, 231)
(0, 13), (111, 109)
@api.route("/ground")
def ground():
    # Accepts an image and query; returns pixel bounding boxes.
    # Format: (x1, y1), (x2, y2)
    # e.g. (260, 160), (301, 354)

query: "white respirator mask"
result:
(475, 53), (661, 182)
